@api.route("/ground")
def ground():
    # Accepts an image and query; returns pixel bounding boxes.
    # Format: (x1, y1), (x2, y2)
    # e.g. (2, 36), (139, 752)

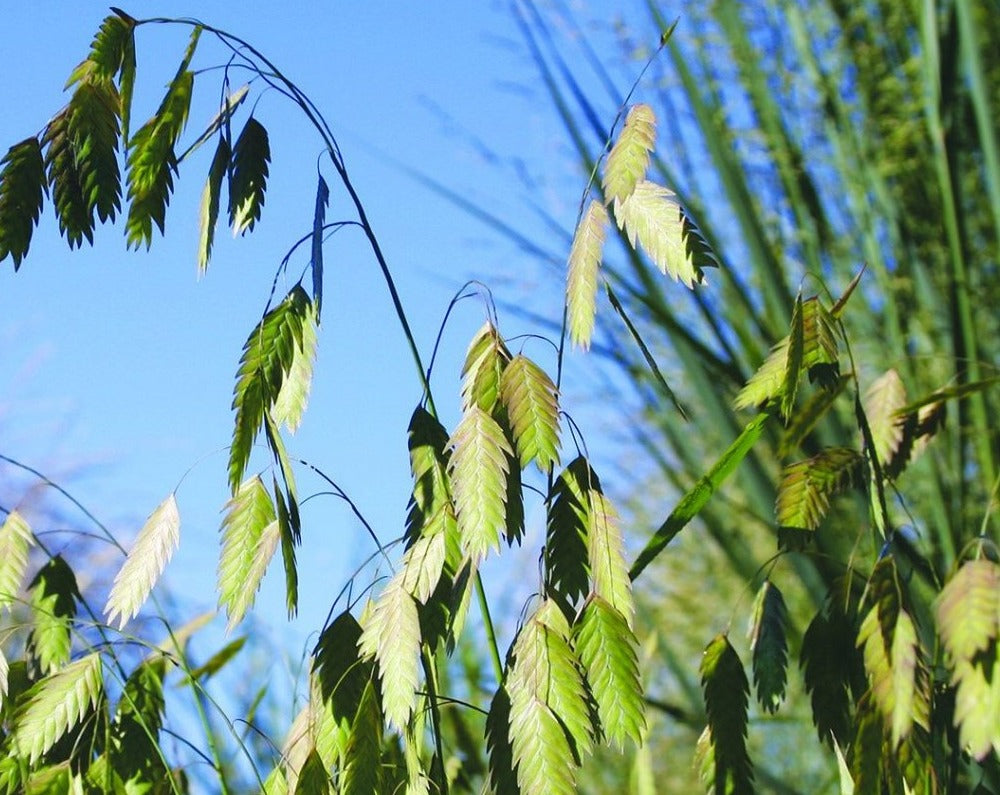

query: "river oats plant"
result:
(0, 8), (997, 795)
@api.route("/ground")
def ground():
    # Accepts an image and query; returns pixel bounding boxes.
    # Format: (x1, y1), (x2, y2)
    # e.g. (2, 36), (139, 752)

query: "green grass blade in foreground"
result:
(629, 411), (769, 580)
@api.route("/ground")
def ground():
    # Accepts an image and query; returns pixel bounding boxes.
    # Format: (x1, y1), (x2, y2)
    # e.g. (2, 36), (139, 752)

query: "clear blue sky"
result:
(0, 3), (640, 663)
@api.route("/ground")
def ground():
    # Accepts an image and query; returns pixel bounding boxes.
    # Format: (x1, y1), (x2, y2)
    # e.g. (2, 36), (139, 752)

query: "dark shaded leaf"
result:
(0, 138), (46, 268)
(546, 457), (598, 604)
(229, 286), (313, 491)
(748, 580), (788, 713)
(229, 117), (270, 235)
(312, 174), (329, 318)
(27, 556), (80, 675)
(700, 634), (753, 794)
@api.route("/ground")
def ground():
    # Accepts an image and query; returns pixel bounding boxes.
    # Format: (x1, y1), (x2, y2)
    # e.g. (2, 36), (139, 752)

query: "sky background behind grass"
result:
(0, 2), (650, 665)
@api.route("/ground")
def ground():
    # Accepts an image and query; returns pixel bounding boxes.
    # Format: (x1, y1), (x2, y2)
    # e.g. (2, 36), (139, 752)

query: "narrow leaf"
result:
(832, 738), (855, 795)
(630, 412), (769, 579)
(105, 493), (180, 629)
(893, 376), (1000, 416)
(605, 283), (688, 419)
(178, 84), (249, 162)
(185, 636), (247, 682)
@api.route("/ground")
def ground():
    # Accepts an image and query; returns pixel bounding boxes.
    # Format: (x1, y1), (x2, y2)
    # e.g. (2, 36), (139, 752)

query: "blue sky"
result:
(0, 2), (633, 661)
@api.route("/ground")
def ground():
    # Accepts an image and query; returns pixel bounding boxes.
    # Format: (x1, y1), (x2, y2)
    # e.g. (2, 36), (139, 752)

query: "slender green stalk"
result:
(475, 572), (505, 684)
(420, 648), (449, 795)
